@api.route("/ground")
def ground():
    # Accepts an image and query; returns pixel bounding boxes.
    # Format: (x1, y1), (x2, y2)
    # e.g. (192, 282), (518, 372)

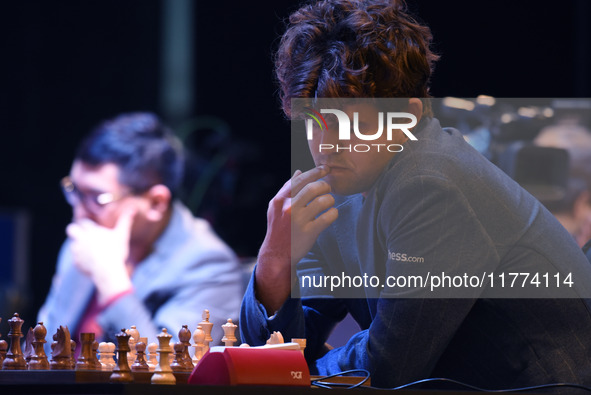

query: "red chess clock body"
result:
(188, 347), (310, 387)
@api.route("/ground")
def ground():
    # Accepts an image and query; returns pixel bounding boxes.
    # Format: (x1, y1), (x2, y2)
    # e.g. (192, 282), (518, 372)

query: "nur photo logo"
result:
(303, 105), (418, 153)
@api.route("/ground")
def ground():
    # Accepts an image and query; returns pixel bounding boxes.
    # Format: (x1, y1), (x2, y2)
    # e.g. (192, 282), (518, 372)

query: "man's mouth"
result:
(324, 163), (348, 171)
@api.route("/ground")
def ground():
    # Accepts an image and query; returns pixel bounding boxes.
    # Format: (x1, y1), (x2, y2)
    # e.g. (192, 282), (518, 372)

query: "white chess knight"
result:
(221, 318), (237, 347)
(126, 325), (139, 366)
(98, 342), (116, 371)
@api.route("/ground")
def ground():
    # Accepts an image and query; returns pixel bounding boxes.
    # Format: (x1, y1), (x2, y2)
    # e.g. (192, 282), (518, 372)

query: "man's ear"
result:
(408, 98), (423, 126)
(144, 184), (172, 222)
(574, 190), (591, 246)
(573, 191), (591, 219)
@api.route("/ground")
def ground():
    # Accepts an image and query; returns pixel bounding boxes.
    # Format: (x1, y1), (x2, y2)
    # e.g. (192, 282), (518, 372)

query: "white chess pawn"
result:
(221, 319), (237, 347)
(98, 342), (116, 371)
(98, 342), (110, 371)
(198, 310), (213, 354)
(107, 342), (116, 370)
(108, 342), (117, 369)
(151, 328), (175, 385)
(147, 342), (158, 372)
(192, 326), (206, 364)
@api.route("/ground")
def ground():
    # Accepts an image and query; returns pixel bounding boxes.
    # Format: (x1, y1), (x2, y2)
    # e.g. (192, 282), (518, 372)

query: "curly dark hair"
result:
(275, 0), (439, 117)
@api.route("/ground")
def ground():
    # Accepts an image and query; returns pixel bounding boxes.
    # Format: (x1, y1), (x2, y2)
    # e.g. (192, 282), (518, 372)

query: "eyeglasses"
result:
(60, 176), (131, 214)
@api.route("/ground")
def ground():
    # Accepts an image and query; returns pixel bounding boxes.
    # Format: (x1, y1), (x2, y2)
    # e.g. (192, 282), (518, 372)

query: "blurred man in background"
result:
(38, 112), (242, 345)
(535, 118), (591, 247)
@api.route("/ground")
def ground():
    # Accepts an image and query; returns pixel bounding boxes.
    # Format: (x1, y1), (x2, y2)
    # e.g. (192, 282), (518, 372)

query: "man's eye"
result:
(83, 193), (100, 203)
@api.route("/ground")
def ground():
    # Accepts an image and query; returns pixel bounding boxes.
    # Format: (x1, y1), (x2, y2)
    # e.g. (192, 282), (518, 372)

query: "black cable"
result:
(311, 369), (371, 389)
(311, 373), (591, 392)
(377, 377), (591, 392)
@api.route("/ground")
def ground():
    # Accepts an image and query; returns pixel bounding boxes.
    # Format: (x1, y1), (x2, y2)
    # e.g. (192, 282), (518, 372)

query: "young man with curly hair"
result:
(241, 0), (591, 389)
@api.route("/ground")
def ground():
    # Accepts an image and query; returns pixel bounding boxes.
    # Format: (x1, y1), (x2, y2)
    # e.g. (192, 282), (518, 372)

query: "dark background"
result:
(1, 0), (589, 322)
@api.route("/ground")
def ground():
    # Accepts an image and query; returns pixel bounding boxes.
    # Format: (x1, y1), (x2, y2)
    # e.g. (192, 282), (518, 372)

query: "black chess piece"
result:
(2, 313), (27, 370)
(69, 339), (76, 369)
(170, 342), (186, 372)
(91, 340), (102, 370)
(131, 341), (149, 372)
(110, 329), (133, 383)
(0, 340), (7, 366)
(29, 322), (50, 370)
(76, 333), (94, 370)
(0, 317), (7, 366)
(50, 325), (71, 370)
(23, 327), (34, 366)
(178, 325), (194, 371)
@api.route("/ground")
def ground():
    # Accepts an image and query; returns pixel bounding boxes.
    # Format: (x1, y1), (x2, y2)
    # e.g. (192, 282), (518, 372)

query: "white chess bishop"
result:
(197, 309), (213, 354)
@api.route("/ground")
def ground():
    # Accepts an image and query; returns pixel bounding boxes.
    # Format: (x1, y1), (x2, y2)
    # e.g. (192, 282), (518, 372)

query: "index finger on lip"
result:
(66, 223), (81, 239)
(77, 218), (95, 227)
(291, 165), (330, 197)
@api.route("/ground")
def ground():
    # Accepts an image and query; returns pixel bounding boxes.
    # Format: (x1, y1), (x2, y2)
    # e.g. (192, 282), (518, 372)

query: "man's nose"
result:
(73, 202), (93, 222)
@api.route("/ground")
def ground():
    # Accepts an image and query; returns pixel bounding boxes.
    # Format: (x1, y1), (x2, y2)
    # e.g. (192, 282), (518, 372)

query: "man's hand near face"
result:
(66, 206), (136, 306)
(255, 165), (338, 313)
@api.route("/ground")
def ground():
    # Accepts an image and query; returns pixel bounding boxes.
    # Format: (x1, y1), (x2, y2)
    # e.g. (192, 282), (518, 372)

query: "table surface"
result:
(0, 369), (549, 394)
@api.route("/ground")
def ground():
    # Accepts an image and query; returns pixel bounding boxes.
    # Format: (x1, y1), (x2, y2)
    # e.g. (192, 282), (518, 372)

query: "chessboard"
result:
(0, 309), (237, 385)
(0, 368), (190, 384)
(0, 310), (380, 393)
